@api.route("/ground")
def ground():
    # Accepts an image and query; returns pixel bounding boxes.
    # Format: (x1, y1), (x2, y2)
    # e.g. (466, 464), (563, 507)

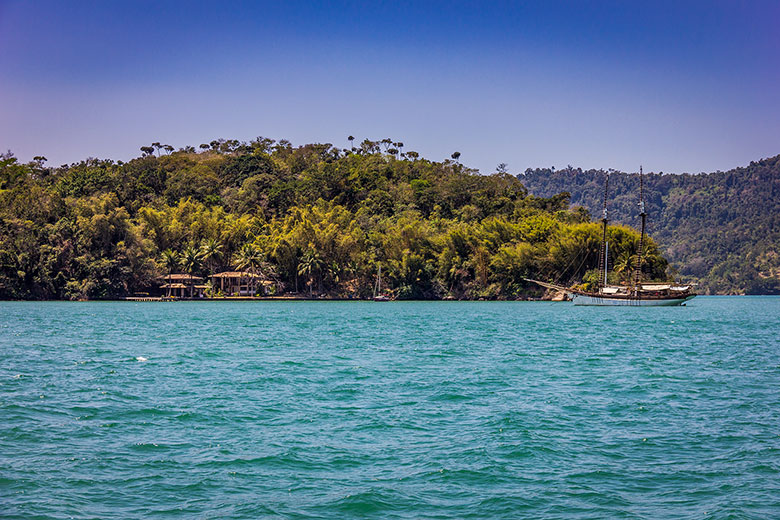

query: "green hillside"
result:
(519, 156), (780, 294)
(0, 138), (666, 300)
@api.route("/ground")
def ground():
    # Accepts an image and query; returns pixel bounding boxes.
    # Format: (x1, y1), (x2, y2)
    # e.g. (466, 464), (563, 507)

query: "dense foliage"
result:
(520, 156), (780, 294)
(0, 138), (667, 300)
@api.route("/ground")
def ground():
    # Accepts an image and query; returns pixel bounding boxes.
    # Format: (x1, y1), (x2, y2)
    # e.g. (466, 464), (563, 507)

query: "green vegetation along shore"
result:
(2, 138), (671, 300)
(520, 156), (780, 294)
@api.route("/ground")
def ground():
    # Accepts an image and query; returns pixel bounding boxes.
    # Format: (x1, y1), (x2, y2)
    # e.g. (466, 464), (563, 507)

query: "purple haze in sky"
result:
(1, 0), (778, 174)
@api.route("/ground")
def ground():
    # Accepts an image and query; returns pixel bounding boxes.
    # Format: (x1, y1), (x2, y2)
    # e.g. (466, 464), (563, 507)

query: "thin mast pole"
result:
(597, 173), (610, 291)
(634, 166), (646, 295)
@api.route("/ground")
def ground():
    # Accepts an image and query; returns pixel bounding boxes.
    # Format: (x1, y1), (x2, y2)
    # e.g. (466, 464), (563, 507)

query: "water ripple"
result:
(1, 297), (779, 518)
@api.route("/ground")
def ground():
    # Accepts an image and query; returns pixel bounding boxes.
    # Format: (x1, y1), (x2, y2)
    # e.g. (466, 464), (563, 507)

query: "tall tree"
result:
(160, 249), (180, 297)
(200, 238), (223, 275)
(180, 245), (202, 297)
(234, 243), (264, 296)
(298, 248), (324, 297)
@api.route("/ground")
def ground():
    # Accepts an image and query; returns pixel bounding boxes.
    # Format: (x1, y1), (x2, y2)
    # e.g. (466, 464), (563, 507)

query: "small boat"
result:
(373, 265), (390, 301)
(528, 167), (695, 306)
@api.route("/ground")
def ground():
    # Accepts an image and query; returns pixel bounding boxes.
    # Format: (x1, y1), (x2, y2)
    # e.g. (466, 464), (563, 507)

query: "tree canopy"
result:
(0, 140), (669, 300)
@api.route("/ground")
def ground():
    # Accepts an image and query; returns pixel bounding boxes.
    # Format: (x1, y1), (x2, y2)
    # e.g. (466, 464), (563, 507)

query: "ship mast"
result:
(374, 265), (382, 297)
(597, 173), (610, 292)
(633, 166), (646, 296)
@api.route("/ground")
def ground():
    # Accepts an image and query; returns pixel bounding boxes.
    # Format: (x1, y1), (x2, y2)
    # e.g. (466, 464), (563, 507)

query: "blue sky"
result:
(1, 0), (778, 174)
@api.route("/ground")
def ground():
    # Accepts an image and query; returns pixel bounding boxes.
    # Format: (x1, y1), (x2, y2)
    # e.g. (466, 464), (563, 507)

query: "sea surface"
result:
(1, 297), (779, 519)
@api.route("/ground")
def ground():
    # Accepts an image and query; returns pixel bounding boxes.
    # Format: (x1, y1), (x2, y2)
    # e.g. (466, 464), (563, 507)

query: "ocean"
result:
(1, 297), (778, 518)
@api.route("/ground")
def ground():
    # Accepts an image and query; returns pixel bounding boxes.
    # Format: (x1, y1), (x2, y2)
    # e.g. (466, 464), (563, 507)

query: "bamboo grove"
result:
(0, 138), (669, 299)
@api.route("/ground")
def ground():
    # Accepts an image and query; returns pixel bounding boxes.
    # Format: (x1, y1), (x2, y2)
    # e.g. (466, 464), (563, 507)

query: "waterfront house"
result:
(211, 271), (274, 296)
(159, 274), (205, 298)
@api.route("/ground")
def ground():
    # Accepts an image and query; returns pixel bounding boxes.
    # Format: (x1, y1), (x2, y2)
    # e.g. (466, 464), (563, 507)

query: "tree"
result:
(200, 238), (222, 275)
(0, 134), (701, 301)
(234, 243), (263, 296)
(180, 245), (202, 297)
(613, 249), (635, 284)
(160, 249), (180, 297)
(348, 135), (355, 151)
(298, 248), (324, 297)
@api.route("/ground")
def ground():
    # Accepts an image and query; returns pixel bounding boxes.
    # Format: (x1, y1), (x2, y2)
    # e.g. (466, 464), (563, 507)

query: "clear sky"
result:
(1, 0), (778, 174)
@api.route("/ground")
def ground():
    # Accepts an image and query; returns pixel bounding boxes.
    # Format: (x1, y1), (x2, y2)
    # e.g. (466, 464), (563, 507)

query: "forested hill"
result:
(519, 155), (780, 294)
(0, 138), (666, 300)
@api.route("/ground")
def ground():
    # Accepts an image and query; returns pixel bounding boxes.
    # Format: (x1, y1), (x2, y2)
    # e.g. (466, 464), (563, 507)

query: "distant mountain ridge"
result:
(519, 155), (780, 294)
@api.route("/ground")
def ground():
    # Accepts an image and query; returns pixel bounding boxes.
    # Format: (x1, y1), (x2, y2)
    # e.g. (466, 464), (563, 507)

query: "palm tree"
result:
(348, 135), (355, 151)
(180, 245), (203, 297)
(200, 238), (223, 275)
(234, 243), (263, 296)
(637, 243), (664, 282)
(160, 249), (180, 297)
(298, 248), (324, 298)
(613, 250), (635, 284)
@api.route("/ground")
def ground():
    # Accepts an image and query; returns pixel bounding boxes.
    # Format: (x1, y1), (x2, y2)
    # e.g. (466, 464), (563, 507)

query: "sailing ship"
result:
(373, 265), (390, 301)
(528, 167), (696, 306)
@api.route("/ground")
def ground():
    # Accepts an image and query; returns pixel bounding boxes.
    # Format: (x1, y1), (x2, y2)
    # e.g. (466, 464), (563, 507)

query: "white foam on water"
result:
(136, 356), (148, 362)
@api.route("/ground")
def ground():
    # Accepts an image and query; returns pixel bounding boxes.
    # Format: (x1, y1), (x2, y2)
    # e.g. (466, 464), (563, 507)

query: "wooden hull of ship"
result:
(569, 292), (695, 306)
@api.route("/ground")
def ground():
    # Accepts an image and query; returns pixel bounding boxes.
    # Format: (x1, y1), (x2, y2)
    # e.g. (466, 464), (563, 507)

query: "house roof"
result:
(211, 271), (266, 279)
(159, 273), (203, 281)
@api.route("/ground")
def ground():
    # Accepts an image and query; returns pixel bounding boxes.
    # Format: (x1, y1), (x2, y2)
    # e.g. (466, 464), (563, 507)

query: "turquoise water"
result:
(1, 297), (779, 519)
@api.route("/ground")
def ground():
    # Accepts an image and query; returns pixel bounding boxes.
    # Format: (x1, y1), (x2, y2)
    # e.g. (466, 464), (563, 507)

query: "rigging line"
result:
(555, 248), (590, 287)
(553, 247), (580, 285)
(572, 248), (591, 283)
(552, 240), (589, 286)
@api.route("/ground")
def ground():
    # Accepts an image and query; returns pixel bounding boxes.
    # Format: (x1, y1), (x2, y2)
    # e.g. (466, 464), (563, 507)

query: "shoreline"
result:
(0, 294), (764, 303)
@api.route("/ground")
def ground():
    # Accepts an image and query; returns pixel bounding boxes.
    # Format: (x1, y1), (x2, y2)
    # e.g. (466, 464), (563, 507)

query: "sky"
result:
(1, 0), (779, 175)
